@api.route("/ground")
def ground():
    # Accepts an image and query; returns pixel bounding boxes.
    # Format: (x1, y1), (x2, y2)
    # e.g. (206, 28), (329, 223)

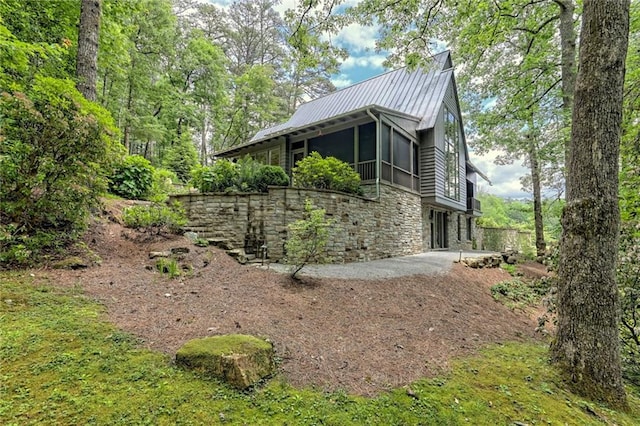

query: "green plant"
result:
(500, 263), (517, 276)
(190, 159), (239, 192)
(284, 199), (334, 279)
(155, 258), (181, 278)
(122, 202), (186, 235)
(490, 278), (550, 310)
(109, 155), (155, 200)
(292, 152), (362, 195)
(255, 164), (289, 191)
(162, 133), (199, 183)
(148, 168), (179, 203)
(0, 76), (117, 265)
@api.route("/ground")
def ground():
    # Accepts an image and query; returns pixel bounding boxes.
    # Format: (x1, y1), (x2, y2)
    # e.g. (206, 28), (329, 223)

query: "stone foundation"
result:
(170, 183), (423, 263)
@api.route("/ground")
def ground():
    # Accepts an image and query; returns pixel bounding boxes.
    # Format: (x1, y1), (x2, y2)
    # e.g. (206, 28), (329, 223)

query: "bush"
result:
(109, 155), (155, 200)
(292, 152), (362, 195)
(255, 165), (289, 191)
(490, 278), (550, 310)
(191, 160), (239, 192)
(284, 199), (334, 279)
(148, 168), (179, 203)
(122, 202), (186, 235)
(0, 76), (116, 265)
(191, 158), (288, 193)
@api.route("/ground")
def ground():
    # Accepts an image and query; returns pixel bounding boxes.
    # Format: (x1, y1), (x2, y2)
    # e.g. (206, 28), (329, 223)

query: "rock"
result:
(227, 248), (248, 264)
(184, 231), (199, 242)
(149, 251), (171, 259)
(176, 334), (275, 389)
(171, 247), (190, 255)
(52, 256), (88, 270)
(462, 255), (502, 269)
(506, 255), (518, 265)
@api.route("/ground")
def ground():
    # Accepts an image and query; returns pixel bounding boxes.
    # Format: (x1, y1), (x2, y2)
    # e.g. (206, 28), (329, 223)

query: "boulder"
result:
(52, 256), (88, 270)
(176, 334), (275, 389)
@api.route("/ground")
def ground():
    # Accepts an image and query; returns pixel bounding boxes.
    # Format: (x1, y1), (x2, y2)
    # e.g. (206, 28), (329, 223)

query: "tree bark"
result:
(76, 0), (102, 101)
(528, 134), (545, 257)
(550, 0), (629, 409)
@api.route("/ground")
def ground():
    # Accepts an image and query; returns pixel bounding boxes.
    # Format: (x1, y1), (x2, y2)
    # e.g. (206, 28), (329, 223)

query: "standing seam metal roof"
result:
(251, 50), (454, 142)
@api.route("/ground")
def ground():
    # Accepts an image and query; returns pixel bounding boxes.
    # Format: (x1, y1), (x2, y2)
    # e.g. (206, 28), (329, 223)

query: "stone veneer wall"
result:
(170, 183), (423, 263)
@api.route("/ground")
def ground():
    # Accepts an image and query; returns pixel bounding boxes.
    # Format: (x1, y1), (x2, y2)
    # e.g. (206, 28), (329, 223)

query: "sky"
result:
(206, 0), (532, 199)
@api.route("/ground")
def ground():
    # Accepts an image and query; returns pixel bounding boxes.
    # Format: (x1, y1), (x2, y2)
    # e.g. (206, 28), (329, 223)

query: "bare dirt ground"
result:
(45, 201), (548, 396)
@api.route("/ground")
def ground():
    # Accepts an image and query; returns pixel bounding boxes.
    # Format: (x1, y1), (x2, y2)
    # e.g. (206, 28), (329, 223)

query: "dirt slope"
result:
(46, 202), (545, 395)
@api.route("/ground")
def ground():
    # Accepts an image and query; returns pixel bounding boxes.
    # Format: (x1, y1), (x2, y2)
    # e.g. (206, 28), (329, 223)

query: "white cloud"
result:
(470, 149), (531, 199)
(341, 54), (386, 70)
(331, 74), (353, 88)
(333, 23), (379, 54)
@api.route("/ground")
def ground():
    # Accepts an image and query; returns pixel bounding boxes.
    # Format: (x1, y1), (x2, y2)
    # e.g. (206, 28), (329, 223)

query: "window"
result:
(444, 106), (460, 200)
(308, 128), (354, 163)
(457, 215), (461, 241)
(381, 123), (391, 163)
(269, 148), (280, 166)
(393, 132), (411, 172)
(467, 217), (473, 241)
(358, 122), (376, 162)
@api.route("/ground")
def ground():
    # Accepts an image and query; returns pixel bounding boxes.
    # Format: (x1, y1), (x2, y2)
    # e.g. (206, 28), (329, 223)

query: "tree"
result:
(76, 0), (102, 100)
(550, 0), (630, 408)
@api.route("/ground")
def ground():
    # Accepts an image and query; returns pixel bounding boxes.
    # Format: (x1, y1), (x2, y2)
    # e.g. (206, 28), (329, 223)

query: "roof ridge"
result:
(298, 49), (451, 107)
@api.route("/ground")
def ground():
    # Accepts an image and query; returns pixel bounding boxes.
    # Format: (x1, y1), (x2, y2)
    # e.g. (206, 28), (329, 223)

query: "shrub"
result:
(191, 159), (239, 192)
(148, 168), (179, 203)
(191, 158), (288, 193)
(284, 199), (334, 279)
(109, 155), (155, 200)
(0, 76), (116, 265)
(255, 164), (289, 191)
(292, 152), (362, 195)
(490, 278), (550, 310)
(122, 202), (186, 235)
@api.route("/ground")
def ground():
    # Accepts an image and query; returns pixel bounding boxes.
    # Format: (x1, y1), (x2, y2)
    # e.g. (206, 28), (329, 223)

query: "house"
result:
(214, 50), (487, 251)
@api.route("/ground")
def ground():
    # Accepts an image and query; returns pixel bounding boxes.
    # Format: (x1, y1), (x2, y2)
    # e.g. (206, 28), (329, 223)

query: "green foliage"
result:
(191, 159), (239, 192)
(0, 76), (115, 265)
(148, 168), (179, 203)
(490, 278), (550, 310)
(2, 274), (639, 424)
(285, 199), (334, 279)
(292, 151), (362, 195)
(109, 155), (155, 200)
(155, 258), (181, 278)
(191, 157), (288, 193)
(122, 202), (186, 235)
(162, 133), (199, 183)
(477, 193), (564, 243)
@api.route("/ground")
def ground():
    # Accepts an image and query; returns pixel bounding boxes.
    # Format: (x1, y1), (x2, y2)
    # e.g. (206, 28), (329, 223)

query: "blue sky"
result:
(206, 0), (532, 199)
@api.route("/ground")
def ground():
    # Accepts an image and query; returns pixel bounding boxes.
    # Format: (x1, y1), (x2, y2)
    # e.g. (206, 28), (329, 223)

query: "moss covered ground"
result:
(1, 271), (639, 425)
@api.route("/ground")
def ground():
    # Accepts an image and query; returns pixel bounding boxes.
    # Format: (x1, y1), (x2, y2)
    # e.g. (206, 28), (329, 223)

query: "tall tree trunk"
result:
(550, 0), (629, 409)
(528, 134), (545, 257)
(554, 0), (577, 164)
(76, 0), (102, 101)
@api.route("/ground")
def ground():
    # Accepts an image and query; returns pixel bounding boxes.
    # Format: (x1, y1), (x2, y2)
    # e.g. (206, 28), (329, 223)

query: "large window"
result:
(252, 147), (281, 166)
(308, 128), (354, 163)
(358, 122), (376, 162)
(444, 106), (460, 200)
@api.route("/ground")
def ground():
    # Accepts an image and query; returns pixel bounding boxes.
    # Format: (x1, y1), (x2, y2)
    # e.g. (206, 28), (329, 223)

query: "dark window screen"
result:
(358, 122), (376, 162)
(393, 132), (411, 171)
(308, 128), (354, 163)
(381, 124), (391, 162)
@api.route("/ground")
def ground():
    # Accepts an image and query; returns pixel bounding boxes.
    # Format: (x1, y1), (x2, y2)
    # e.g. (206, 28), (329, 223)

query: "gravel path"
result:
(268, 250), (499, 279)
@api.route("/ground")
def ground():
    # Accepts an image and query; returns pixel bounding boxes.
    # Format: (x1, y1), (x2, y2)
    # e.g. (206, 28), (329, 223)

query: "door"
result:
(431, 211), (448, 249)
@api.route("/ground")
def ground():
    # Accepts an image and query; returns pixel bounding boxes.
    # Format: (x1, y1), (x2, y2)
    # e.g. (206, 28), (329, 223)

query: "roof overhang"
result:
(467, 160), (491, 184)
(214, 105), (421, 157)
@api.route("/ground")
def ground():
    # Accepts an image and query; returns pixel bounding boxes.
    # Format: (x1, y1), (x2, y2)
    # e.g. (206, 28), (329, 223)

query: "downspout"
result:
(366, 109), (380, 200)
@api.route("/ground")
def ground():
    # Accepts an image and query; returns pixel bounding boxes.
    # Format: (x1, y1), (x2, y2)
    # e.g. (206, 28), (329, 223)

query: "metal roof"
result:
(251, 50), (454, 143)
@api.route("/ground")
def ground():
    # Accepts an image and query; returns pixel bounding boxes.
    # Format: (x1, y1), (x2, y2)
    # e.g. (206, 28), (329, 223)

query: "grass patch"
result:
(1, 271), (639, 425)
(491, 278), (550, 309)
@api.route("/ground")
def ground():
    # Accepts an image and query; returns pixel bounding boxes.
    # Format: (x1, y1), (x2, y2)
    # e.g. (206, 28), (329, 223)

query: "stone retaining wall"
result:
(170, 183), (423, 263)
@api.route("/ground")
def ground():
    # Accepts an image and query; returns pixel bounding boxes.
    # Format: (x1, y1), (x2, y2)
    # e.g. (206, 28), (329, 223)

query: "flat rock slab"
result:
(175, 334), (275, 389)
